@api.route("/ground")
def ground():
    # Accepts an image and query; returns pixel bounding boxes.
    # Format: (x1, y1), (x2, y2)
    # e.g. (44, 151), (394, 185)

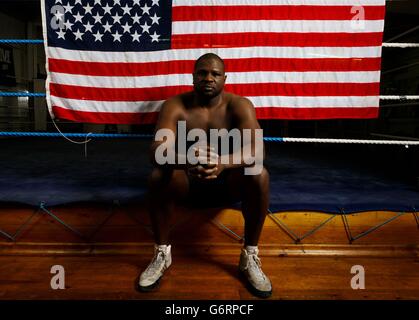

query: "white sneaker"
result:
(239, 247), (272, 298)
(138, 244), (172, 291)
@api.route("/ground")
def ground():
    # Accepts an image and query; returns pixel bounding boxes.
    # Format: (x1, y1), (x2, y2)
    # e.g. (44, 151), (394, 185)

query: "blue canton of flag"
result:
(46, 0), (172, 51)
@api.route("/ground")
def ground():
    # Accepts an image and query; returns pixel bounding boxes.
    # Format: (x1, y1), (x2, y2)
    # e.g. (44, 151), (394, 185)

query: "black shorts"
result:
(183, 171), (240, 208)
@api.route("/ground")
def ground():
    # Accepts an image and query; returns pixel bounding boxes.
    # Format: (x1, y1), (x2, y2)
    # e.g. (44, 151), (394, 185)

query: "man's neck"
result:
(193, 91), (224, 108)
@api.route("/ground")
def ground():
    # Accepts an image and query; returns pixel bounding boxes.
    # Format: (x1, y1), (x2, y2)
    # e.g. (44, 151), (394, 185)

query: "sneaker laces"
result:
(247, 253), (266, 281)
(144, 248), (166, 275)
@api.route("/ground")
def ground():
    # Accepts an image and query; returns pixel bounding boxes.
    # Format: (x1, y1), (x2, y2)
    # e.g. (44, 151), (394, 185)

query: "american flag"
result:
(41, 0), (386, 124)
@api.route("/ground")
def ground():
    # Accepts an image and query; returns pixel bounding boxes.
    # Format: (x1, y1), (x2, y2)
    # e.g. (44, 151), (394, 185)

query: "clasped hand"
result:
(187, 146), (224, 180)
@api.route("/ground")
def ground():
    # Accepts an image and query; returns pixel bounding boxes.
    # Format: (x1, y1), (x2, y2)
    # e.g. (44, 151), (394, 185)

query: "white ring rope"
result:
(382, 43), (419, 48)
(380, 95), (419, 100)
(281, 138), (419, 146)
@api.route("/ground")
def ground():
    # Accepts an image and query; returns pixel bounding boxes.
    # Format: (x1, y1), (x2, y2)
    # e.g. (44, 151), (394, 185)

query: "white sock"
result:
(245, 245), (258, 254)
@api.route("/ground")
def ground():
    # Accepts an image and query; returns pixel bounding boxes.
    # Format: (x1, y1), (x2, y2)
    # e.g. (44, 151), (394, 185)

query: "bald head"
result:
(194, 53), (225, 73)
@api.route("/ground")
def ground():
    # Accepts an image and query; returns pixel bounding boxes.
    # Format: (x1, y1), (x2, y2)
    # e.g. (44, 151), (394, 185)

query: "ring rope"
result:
(0, 132), (152, 138)
(1, 132), (419, 146)
(379, 95), (419, 100)
(0, 39), (44, 44)
(277, 137), (419, 146)
(382, 43), (419, 48)
(0, 92), (46, 97)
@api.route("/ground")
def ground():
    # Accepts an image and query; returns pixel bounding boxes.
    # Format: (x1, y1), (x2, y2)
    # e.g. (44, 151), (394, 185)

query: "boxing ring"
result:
(0, 40), (419, 245)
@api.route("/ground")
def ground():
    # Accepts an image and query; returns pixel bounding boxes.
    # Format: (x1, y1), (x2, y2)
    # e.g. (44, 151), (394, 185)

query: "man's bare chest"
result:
(183, 106), (233, 132)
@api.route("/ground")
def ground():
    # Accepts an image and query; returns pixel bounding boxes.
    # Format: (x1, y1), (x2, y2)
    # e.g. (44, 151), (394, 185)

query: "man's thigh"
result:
(150, 168), (190, 201)
(183, 169), (243, 208)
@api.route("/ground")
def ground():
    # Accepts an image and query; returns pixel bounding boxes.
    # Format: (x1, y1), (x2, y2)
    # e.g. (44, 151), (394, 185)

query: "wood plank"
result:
(0, 255), (418, 300)
(1, 243), (417, 258)
(1, 205), (418, 244)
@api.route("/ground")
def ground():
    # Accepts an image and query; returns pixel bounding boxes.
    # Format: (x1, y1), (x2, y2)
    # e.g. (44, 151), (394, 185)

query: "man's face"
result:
(193, 58), (226, 98)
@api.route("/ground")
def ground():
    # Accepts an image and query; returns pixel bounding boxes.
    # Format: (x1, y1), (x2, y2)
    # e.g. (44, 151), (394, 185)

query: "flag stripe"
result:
(50, 71), (381, 89)
(52, 106), (159, 124)
(171, 32), (383, 49)
(172, 20), (384, 34)
(50, 105), (379, 125)
(49, 57), (382, 76)
(173, 0), (385, 6)
(51, 96), (163, 113)
(173, 5), (385, 21)
(255, 107), (379, 119)
(50, 96), (380, 114)
(50, 83), (380, 102)
(48, 46), (383, 62)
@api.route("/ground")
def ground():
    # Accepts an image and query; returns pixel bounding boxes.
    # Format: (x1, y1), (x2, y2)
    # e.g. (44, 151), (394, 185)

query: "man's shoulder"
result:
(165, 92), (191, 106)
(225, 92), (254, 109)
(161, 92), (193, 114)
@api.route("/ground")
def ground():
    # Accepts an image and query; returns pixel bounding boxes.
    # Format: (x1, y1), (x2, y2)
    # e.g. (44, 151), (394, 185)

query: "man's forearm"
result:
(220, 143), (264, 171)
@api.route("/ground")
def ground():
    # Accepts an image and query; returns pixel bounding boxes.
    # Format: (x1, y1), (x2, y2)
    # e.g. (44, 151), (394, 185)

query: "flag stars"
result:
(84, 21), (94, 33)
(121, 22), (131, 33)
(54, 10), (64, 21)
(131, 13), (141, 24)
(121, 4), (131, 15)
(140, 21), (151, 34)
(150, 31), (160, 43)
(150, 13), (160, 25)
(141, 4), (151, 16)
(74, 12), (83, 23)
(103, 4), (112, 15)
(63, 19), (73, 30)
(112, 31), (122, 42)
(74, 29), (84, 40)
(92, 12), (103, 24)
(93, 30), (104, 42)
(112, 12), (122, 24)
(83, 3), (93, 15)
(53, 0), (166, 45)
(56, 29), (66, 39)
(63, 3), (73, 13)
(103, 21), (113, 33)
(131, 30), (141, 42)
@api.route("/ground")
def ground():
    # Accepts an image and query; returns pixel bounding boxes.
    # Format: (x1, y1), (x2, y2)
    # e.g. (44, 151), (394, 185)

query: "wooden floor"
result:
(0, 203), (418, 300)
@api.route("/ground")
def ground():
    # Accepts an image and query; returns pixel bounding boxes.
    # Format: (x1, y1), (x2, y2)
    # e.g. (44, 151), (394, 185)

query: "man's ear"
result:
(224, 75), (227, 82)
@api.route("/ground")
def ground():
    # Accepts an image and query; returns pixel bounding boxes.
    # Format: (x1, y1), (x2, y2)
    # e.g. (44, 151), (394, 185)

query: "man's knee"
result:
(148, 167), (169, 190)
(245, 167), (269, 191)
(147, 167), (189, 198)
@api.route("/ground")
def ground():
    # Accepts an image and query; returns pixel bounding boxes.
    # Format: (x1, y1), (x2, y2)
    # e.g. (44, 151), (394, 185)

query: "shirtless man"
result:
(138, 53), (272, 298)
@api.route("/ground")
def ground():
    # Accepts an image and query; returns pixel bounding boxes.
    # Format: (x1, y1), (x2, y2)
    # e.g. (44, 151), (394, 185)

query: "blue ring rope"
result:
(0, 39), (44, 44)
(0, 92), (46, 97)
(0, 132), (284, 141)
(0, 132), (153, 139)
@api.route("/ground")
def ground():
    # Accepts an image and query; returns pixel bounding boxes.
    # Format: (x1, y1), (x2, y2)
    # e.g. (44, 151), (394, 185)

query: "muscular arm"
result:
(149, 97), (188, 169)
(219, 96), (265, 171)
